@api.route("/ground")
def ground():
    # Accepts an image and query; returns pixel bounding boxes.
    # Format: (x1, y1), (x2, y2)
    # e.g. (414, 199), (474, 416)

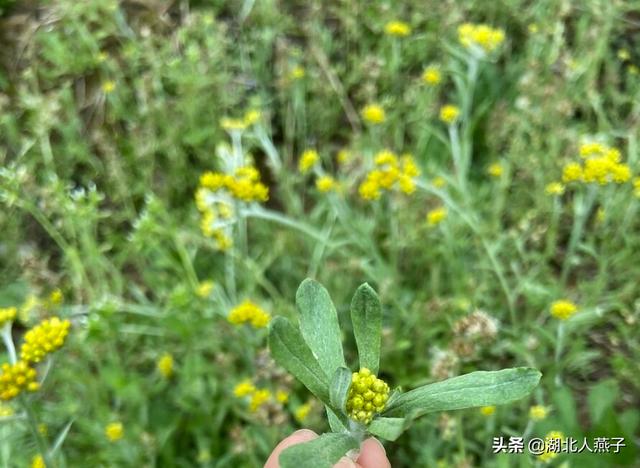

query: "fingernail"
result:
(291, 429), (317, 438)
(365, 437), (386, 455)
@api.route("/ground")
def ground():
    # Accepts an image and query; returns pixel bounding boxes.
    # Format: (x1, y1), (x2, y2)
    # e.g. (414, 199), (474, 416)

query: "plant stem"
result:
(1, 324), (17, 365)
(554, 322), (565, 387)
(20, 397), (55, 468)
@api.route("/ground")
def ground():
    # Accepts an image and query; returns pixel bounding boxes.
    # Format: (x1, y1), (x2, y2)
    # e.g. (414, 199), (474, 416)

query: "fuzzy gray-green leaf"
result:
(367, 417), (409, 441)
(350, 283), (382, 374)
(296, 279), (346, 377)
(383, 368), (541, 418)
(330, 366), (352, 413)
(279, 433), (359, 468)
(268, 316), (330, 405)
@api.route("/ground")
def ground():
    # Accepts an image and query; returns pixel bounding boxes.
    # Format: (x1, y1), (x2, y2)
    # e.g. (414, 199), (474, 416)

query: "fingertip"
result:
(356, 438), (390, 468)
(264, 429), (318, 468)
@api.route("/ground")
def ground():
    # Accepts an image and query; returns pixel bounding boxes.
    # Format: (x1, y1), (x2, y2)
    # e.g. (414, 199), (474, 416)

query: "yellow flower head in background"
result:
(545, 182), (565, 196)
(249, 389), (271, 412)
(0, 361), (39, 401)
(101, 81), (116, 94)
(550, 300), (578, 320)
(384, 21), (412, 37)
(439, 104), (460, 124)
(422, 66), (442, 86)
(529, 405), (549, 421)
(538, 431), (565, 463)
(196, 280), (214, 298)
(487, 162), (504, 178)
(458, 23), (505, 53)
(480, 405), (496, 416)
(157, 353), (174, 379)
(295, 402), (312, 423)
(243, 109), (261, 127)
(563, 142), (631, 186)
(228, 300), (270, 328)
(276, 390), (289, 404)
(0, 403), (14, 417)
(316, 175), (339, 193)
(20, 317), (71, 364)
(346, 368), (390, 424)
(358, 150), (420, 200)
(427, 207), (447, 226)
(31, 455), (45, 468)
(0, 307), (17, 327)
(633, 177), (640, 197)
(361, 104), (386, 125)
(220, 117), (247, 132)
(299, 150), (319, 174)
(47, 289), (63, 307)
(337, 149), (352, 165)
(233, 379), (256, 398)
(290, 65), (305, 80)
(105, 422), (124, 442)
(561, 162), (583, 183)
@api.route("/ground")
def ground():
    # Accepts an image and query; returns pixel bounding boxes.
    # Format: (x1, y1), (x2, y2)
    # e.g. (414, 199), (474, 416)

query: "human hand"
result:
(264, 429), (391, 468)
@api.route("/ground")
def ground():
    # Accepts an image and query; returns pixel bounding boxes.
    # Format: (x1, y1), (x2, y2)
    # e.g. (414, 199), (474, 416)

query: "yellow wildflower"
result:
(228, 300), (271, 328)
(479, 406), (496, 416)
(427, 207), (447, 226)
(384, 21), (411, 37)
(31, 455), (45, 468)
(101, 81), (116, 94)
(19, 295), (39, 323)
(290, 65), (305, 80)
(105, 422), (124, 442)
(422, 66), (442, 86)
(550, 300), (578, 320)
(276, 390), (289, 404)
(299, 150), (319, 174)
(316, 175), (338, 193)
(295, 402), (312, 423)
(618, 49), (630, 61)
(196, 280), (214, 298)
(337, 149), (352, 165)
(233, 379), (256, 398)
(243, 110), (261, 127)
(213, 230), (232, 251)
(346, 368), (390, 424)
(20, 317), (71, 364)
(538, 431), (565, 463)
(361, 104), (386, 124)
(439, 104), (460, 124)
(561, 162), (583, 183)
(157, 353), (174, 379)
(0, 361), (39, 401)
(529, 405), (548, 421)
(458, 23), (505, 53)
(220, 117), (247, 132)
(487, 163), (504, 178)
(545, 182), (565, 196)
(249, 389), (271, 412)
(47, 289), (63, 307)
(0, 307), (17, 327)
(0, 403), (14, 417)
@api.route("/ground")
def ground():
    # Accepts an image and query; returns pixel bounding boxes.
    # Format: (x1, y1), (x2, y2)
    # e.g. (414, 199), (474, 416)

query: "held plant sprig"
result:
(269, 280), (541, 467)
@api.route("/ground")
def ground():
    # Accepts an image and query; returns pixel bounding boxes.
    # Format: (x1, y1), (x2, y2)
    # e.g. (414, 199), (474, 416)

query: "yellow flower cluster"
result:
(422, 66), (442, 86)
(361, 104), (386, 124)
(529, 405), (549, 421)
(346, 368), (390, 424)
(196, 280), (214, 298)
(487, 162), (504, 178)
(20, 317), (71, 364)
(157, 353), (174, 379)
(439, 104), (460, 124)
(0, 307), (17, 327)
(228, 300), (270, 328)
(199, 166), (269, 203)
(295, 401), (312, 422)
(458, 23), (505, 53)
(550, 300), (578, 320)
(337, 149), (352, 165)
(105, 422), (124, 442)
(384, 21), (411, 37)
(562, 143), (631, 185)
(479, 405), (496, 416)
(538, 431), (565, 463)
(545, 182), (565, 196)
(31, 455), (45, 468)
(232, 379), (286, 413)
(0, 403), (14, 417)
(290, 65), (305, 80)
(426, 207), (447, 226)
(220, 110), (262, 132)
(298, 149), (319, 174)
(359, 150), (420, 200)
(315, 175), (339, 193)
(0, 361), (39, 401)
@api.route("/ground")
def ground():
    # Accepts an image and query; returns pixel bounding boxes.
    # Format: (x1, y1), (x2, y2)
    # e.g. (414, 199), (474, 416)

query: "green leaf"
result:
(296, 279), (346, 377)
(383, 368), (541, 418)
(368, 417), (409, 441)
(330, 367), (352, 413)
(350, 283), (382, 374)
(587, 379), (618, 425)
(279, 433), (359, 468)
(268, 316), (330, 404)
